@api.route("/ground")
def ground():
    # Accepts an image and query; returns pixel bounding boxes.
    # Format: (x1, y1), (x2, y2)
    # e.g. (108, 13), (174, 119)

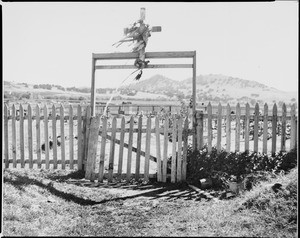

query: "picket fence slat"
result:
(52, 105), (58, 169)
(226, 104), (231, 152)
(28, 104), (33, 168)
(263, 103), (268, 154)
(135, 115), (143, 180)
(126, 116), (134, 182)
(245, 103), (250, 152)
(20, 104), (25, 168)
(12, 104), (17, 168)
(235, 103), (241, 152)
(118, 117), (126, 181)
(182, 117), (188, 181)
(108, 117), (117, 182)
(281, 103), (287, 152)
(290, 104), (296, 149)
(155, 117), (162, 182)
(98, 116), (108, 183)
(162, 116), (169, 182)
(217, 103), (222, 152)
(207, 103), (212, 153)
(171, 117), (177, 183)
(144, 116), (152, 182)
(4, 105), (9, 168)
(254, 103), (259, 153)
(77, 105), (82, 170)
(60, 104), (66, 169)
(177, 117), (183, 182)
(272, 104), (277, 156)
(44, 105), (50, 169)
(69, 105), (74, 169)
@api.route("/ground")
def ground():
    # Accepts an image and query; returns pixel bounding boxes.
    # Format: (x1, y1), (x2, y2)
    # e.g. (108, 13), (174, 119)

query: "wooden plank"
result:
(108, 116), (117, 182)
(28, 104), (33, 169)
(84, 106), (91, 169)
(20, 104), (25, 168)
(144, 116), (152, 182)
(98, 116), (108, 183)
(85, 116), (101, 181)
(126, 116), (134, 182)
(226, 104), (231, 152)
(271, 104), (277, 156)
(192, 52), (197, 151)
(177, 117), (183, 182)
(95, 64), (193, 70)
(60, 104), (66, 169)
(117, 116), (125, 181)
(69, 104), (74, 169)
(217, 103), (222, 152)
(90, 58), (96, 116)
(182, 117), (189, 181)
(93, 51), (195, 60)
(263, 103), (268, 154)
(281, 103), (287, 152)
(4, 105), (9, 168)
(196, 111), (203, 150)
(290, 104), (296, 150)
(235, 103), (241, 152)
(155, 116), (162, 182)
(135, 115), (143, 180)
(162, 115), (169, 182)
(44, 105), (50, 169)
(52, 105), (58, 169)
(171, 116), (177, 183)
(245, 103), (250, 152)
(207, 102), (212, 153)
(253, 103), (259, 153)
(77, 105), (83, 170)
(12, 104), (17, 168)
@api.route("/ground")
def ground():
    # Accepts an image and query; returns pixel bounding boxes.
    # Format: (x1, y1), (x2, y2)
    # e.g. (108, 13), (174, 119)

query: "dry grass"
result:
(2, 167), (297, 237)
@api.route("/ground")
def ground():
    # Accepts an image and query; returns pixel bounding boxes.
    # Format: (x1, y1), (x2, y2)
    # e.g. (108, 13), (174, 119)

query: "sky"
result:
(2, 1), (299, 92)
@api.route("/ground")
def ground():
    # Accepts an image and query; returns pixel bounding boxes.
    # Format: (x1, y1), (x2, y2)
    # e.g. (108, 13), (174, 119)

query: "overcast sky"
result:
(2, 1), (299, 92)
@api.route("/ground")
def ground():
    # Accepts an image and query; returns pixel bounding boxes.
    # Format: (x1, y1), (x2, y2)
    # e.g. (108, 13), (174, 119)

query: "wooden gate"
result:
(83, 114), (190, 183)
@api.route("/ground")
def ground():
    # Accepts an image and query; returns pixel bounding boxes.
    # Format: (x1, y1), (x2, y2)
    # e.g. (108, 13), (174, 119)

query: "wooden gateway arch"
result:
(89, 50), (198, 147)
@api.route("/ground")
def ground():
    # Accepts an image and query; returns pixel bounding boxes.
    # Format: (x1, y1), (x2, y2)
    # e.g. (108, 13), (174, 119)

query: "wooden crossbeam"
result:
(95, 64), (193, 70)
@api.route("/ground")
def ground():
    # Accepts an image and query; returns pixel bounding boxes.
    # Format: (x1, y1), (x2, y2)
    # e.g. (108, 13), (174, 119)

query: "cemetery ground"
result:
(3, 166), (297, 237)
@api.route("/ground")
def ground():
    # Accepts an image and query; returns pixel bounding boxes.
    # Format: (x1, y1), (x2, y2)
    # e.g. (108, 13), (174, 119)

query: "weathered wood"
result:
(192, 52), (197, 151)
(98, 116), (107, 183)
(69, 105), (74, 169)
(85, 116), (101, 181)
(95, 64), (193, 70)
(126, 116), (134, 182)
(90, 58), (96, 116)
(144, 116), (152, 182)
(44, 105), (50, 169)
(271, 104), (278, 156)
(93, 51), (195, 60)
(235, 103), (241, 152)
(263, 103), (268, 154)
(28, 104), (33, 169)
(217, 103), (222, 152)
(290, 104), (296, 150)
(117, 116), (125, 181)
(20, 105), (25, 168)
(4, 105), (9, 168)
(171, 117), (177, 183)
(196, 111), (203, 150)
(182, 117), (189, 181)
(177, 117), (183, 182)
(60, 104), (66, 169)
(135, 115), (143, 180)
(52, 105), (57, 169)
(84, 106), (92, 169)
(226, 104), (231, 152)
(77, 105), (83, 170)
(245, 103), (250, 152)
(253, 103), (259, 153)
(12, 104), (17, 168)
(108, 117), (117, 182)
(162, 116), (169, 182)
(155, 117), (162, 182)
(281, 103), (287, 152)
(207, 102), (212, 153)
